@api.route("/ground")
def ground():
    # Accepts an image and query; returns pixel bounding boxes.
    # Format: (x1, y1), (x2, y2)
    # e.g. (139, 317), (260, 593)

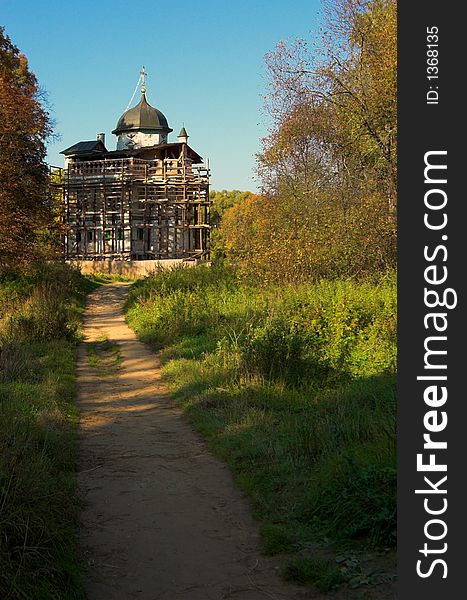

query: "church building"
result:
(57, 69), (211, 261)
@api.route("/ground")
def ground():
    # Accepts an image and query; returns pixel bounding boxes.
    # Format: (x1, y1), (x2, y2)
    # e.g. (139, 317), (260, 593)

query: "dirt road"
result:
(77, 283), (307, 600)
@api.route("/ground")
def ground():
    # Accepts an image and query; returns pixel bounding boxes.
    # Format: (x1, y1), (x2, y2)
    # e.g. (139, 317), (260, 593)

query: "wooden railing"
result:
(67, 158), (209, 183)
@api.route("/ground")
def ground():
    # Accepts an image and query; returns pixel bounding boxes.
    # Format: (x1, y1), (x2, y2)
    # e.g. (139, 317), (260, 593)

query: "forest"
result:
(0, 0), (396, 597)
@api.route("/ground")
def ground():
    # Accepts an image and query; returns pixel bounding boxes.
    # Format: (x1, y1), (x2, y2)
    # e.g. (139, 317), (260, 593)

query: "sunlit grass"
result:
(126, 264), (396, 590)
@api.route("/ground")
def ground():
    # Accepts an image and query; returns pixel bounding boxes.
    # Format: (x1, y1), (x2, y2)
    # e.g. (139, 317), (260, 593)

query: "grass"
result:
(125, 264), (396, 593)
(83, 273), (135, 285)
(0, 262), (94, 599)
(284, 556), (345, 592)
(87, 335), (121, 376)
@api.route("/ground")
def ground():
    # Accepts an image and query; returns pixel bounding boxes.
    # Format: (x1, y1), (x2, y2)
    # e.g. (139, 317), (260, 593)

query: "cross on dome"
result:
(140, 66), (147, 94)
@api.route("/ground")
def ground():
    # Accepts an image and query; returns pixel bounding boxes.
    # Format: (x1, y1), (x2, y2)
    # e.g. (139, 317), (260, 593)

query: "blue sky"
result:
(1, 0), (321, 190)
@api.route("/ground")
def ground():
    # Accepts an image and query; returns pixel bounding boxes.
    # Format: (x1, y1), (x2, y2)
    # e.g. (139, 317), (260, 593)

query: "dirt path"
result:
(77, 283), (308, 600)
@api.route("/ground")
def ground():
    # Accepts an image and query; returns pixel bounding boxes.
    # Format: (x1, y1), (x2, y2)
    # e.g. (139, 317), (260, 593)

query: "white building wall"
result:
(116, 131), (168, 150)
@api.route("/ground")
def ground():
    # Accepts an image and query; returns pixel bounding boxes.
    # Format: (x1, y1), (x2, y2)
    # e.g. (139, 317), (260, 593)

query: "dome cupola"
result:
(112, 93), (172, 137)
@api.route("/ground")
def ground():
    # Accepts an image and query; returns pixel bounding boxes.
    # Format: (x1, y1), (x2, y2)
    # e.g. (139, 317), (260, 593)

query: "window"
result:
(87, 231), (93, 242)
(137, 228), (144, 241)
(76, 231), (82, 243)
(117, 228), (123, 241)
(104, 230), (111, 241)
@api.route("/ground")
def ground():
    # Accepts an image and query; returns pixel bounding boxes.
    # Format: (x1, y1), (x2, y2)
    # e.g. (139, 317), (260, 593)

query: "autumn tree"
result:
(209, 189), (253, 260)
(209, 189), (253, 227)
(0, 26), (53, 272)
(220, 0), (397, 281)
(262, 0), (396, 207)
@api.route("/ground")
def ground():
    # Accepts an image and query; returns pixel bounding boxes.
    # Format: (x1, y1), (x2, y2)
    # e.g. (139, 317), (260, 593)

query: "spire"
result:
(124, 66), (149, 112)
(140, 66), (147, 95)
(178, 126), (189, 143)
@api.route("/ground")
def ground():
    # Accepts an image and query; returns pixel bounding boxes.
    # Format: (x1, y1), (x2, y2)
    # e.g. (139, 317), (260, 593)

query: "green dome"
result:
(112, 92), (172, 135)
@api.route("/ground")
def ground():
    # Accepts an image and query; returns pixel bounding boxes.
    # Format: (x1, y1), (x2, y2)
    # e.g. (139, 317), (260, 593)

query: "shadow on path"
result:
(77, 283), (310, 600)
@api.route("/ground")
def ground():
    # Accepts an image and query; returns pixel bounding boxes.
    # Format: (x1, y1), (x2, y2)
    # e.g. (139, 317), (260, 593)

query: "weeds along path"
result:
(77, 283), (307, 600)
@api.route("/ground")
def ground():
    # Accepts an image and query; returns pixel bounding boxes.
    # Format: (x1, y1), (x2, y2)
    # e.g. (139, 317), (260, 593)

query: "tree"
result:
(0, 26), (53, 272)
(209, 189), (253, 259)
(262, 0), (396, 212)
(220, 0), (397, 281)
(209, 189), (253, 227)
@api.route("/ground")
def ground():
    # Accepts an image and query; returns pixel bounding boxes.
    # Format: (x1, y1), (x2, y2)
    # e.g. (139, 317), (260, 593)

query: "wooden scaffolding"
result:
(51, 147), (211, 261)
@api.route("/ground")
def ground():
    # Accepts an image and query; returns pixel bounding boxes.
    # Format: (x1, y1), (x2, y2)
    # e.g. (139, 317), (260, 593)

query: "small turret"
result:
(178, 126), (189, 144)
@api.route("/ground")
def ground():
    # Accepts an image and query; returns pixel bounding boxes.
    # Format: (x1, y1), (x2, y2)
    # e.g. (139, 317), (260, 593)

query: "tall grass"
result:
(126, 265), (396, 587)
(0, 263), (92, 599)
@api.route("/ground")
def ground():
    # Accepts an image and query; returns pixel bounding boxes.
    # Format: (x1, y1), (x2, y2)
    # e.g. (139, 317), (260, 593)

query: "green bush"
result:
(241, 320), (308, 382)
(0, 263), (86, 346)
